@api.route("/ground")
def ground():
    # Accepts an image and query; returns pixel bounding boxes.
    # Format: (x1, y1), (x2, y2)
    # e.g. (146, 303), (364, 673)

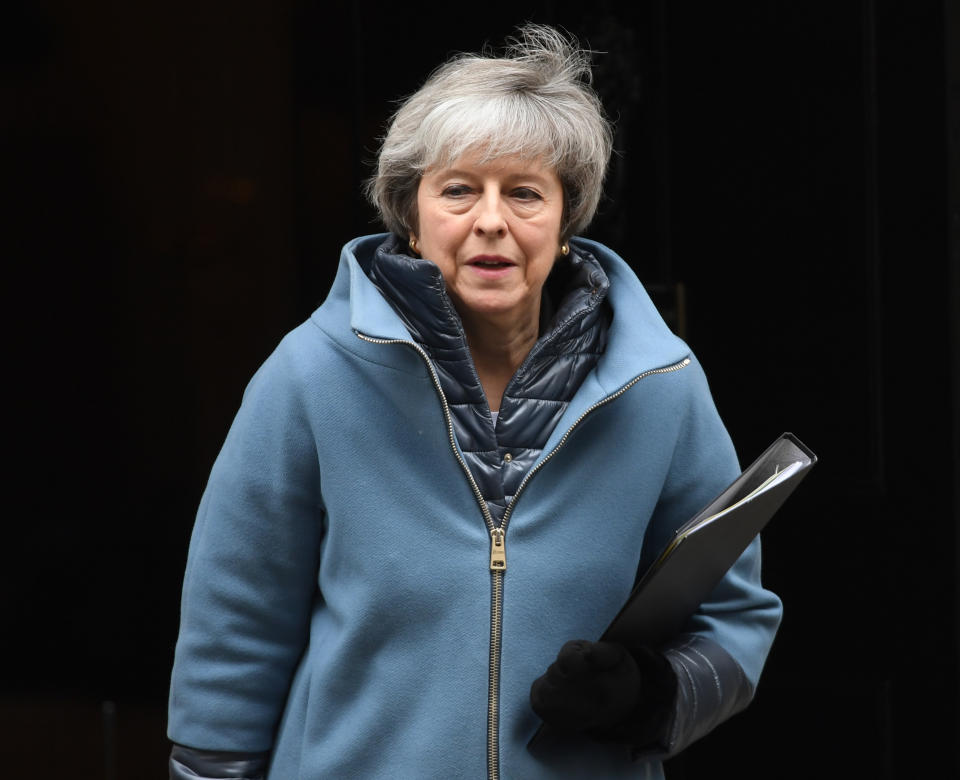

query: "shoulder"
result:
(245, 231), (393, 398)
(243, 320), (338, 401)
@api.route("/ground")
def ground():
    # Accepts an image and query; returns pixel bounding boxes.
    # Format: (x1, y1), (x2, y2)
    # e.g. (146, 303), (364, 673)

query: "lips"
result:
(468, 255), (515, 268)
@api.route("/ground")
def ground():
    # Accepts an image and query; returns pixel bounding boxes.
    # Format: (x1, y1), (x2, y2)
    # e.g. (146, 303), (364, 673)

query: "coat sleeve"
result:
(638, 355), (783, 757)
(167, 337), (325, 760)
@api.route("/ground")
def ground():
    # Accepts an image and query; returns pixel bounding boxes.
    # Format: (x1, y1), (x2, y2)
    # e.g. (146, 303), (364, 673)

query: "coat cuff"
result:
(169, 744), (268, 780)
(656, 634), (754, 757)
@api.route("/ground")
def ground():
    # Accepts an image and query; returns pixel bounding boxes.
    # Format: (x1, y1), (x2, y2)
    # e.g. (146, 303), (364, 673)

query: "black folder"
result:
(602, 432), (817, 647)
(527, 433), (816, 749)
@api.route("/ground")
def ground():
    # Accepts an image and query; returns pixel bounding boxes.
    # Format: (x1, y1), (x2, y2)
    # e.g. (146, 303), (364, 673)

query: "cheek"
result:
(418, 219), (463, 281)
(422, 215), (468, 256)
(519, 223), (560, 260)
(532, 257), (557, 286)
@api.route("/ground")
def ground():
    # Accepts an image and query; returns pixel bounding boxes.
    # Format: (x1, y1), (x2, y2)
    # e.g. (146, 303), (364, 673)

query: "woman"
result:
(168, 25), (781, 779)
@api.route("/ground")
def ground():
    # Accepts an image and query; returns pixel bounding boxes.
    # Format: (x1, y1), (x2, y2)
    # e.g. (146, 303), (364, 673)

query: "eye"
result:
(441, 184), (472, 198)
(511, 187), (542, 201)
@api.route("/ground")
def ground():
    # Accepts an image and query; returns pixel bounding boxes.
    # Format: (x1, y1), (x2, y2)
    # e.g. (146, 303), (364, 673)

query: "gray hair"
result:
(366, 25), (614, 240)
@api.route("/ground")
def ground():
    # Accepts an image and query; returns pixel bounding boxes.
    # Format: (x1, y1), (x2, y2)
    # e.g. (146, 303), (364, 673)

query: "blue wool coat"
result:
(167, 234), (782, 779)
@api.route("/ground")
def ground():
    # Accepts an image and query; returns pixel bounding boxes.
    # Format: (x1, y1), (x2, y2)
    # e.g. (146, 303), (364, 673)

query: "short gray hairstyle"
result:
(366, 25), (614, 240)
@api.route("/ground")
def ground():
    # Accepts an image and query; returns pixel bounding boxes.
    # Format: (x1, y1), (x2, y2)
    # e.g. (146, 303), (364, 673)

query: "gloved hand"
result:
(530, 639), (677, 748)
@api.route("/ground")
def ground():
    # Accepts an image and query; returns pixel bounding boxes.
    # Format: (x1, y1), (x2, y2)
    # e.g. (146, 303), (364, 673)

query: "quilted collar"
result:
(364, 234), (610, 366)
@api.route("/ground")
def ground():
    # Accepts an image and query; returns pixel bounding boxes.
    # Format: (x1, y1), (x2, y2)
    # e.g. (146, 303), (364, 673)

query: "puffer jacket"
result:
(167, 233), (782, 780)
(368, 234), (613, 524)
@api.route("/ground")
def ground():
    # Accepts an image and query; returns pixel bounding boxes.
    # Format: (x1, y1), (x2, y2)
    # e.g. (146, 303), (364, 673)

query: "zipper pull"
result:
(490, 527), (506, 571)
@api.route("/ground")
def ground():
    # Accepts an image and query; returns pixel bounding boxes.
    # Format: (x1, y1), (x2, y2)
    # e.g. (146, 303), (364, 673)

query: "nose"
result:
(473, 190), (508, 238)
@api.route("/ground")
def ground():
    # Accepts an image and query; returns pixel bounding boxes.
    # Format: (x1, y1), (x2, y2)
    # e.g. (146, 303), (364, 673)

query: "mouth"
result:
(468, 255), (515, 269)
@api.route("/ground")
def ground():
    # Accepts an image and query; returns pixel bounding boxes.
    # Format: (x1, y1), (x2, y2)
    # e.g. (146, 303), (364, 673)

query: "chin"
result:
(458, 295), (522, 319)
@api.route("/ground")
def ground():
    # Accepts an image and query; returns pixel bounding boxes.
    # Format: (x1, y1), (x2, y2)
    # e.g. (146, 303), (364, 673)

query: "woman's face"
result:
(413, 152), (564, 327)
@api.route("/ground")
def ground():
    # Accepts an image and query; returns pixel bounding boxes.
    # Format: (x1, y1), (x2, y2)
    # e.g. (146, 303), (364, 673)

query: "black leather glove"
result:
(530, 639), (678, 749)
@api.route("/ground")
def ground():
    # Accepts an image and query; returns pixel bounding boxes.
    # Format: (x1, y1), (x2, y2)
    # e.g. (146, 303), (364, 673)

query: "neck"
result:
(457, 301), (541, 412)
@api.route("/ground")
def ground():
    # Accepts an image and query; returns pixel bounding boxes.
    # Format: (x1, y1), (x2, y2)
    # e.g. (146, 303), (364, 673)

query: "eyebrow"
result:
(429, 168), (555, 186)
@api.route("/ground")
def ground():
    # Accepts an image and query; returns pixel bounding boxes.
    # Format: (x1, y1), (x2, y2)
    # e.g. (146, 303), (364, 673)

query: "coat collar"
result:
(324, 233), (689, 405)
(344, 233), (413, 341)
(571, 237), (690, 394)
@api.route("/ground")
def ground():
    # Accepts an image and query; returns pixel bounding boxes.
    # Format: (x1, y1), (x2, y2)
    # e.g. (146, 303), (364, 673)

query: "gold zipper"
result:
(355, 332), (503, 778)
(490, 527), (506, 570)
(356, 331), (688, 779)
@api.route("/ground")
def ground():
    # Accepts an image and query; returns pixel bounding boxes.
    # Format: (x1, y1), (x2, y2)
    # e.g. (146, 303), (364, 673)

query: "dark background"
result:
(3, 1), (957, 777)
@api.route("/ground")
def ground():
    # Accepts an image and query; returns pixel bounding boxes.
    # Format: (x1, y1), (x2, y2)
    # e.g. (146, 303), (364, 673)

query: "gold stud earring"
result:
(560, 242), (570, 257)
(409, 236), (420, 255)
